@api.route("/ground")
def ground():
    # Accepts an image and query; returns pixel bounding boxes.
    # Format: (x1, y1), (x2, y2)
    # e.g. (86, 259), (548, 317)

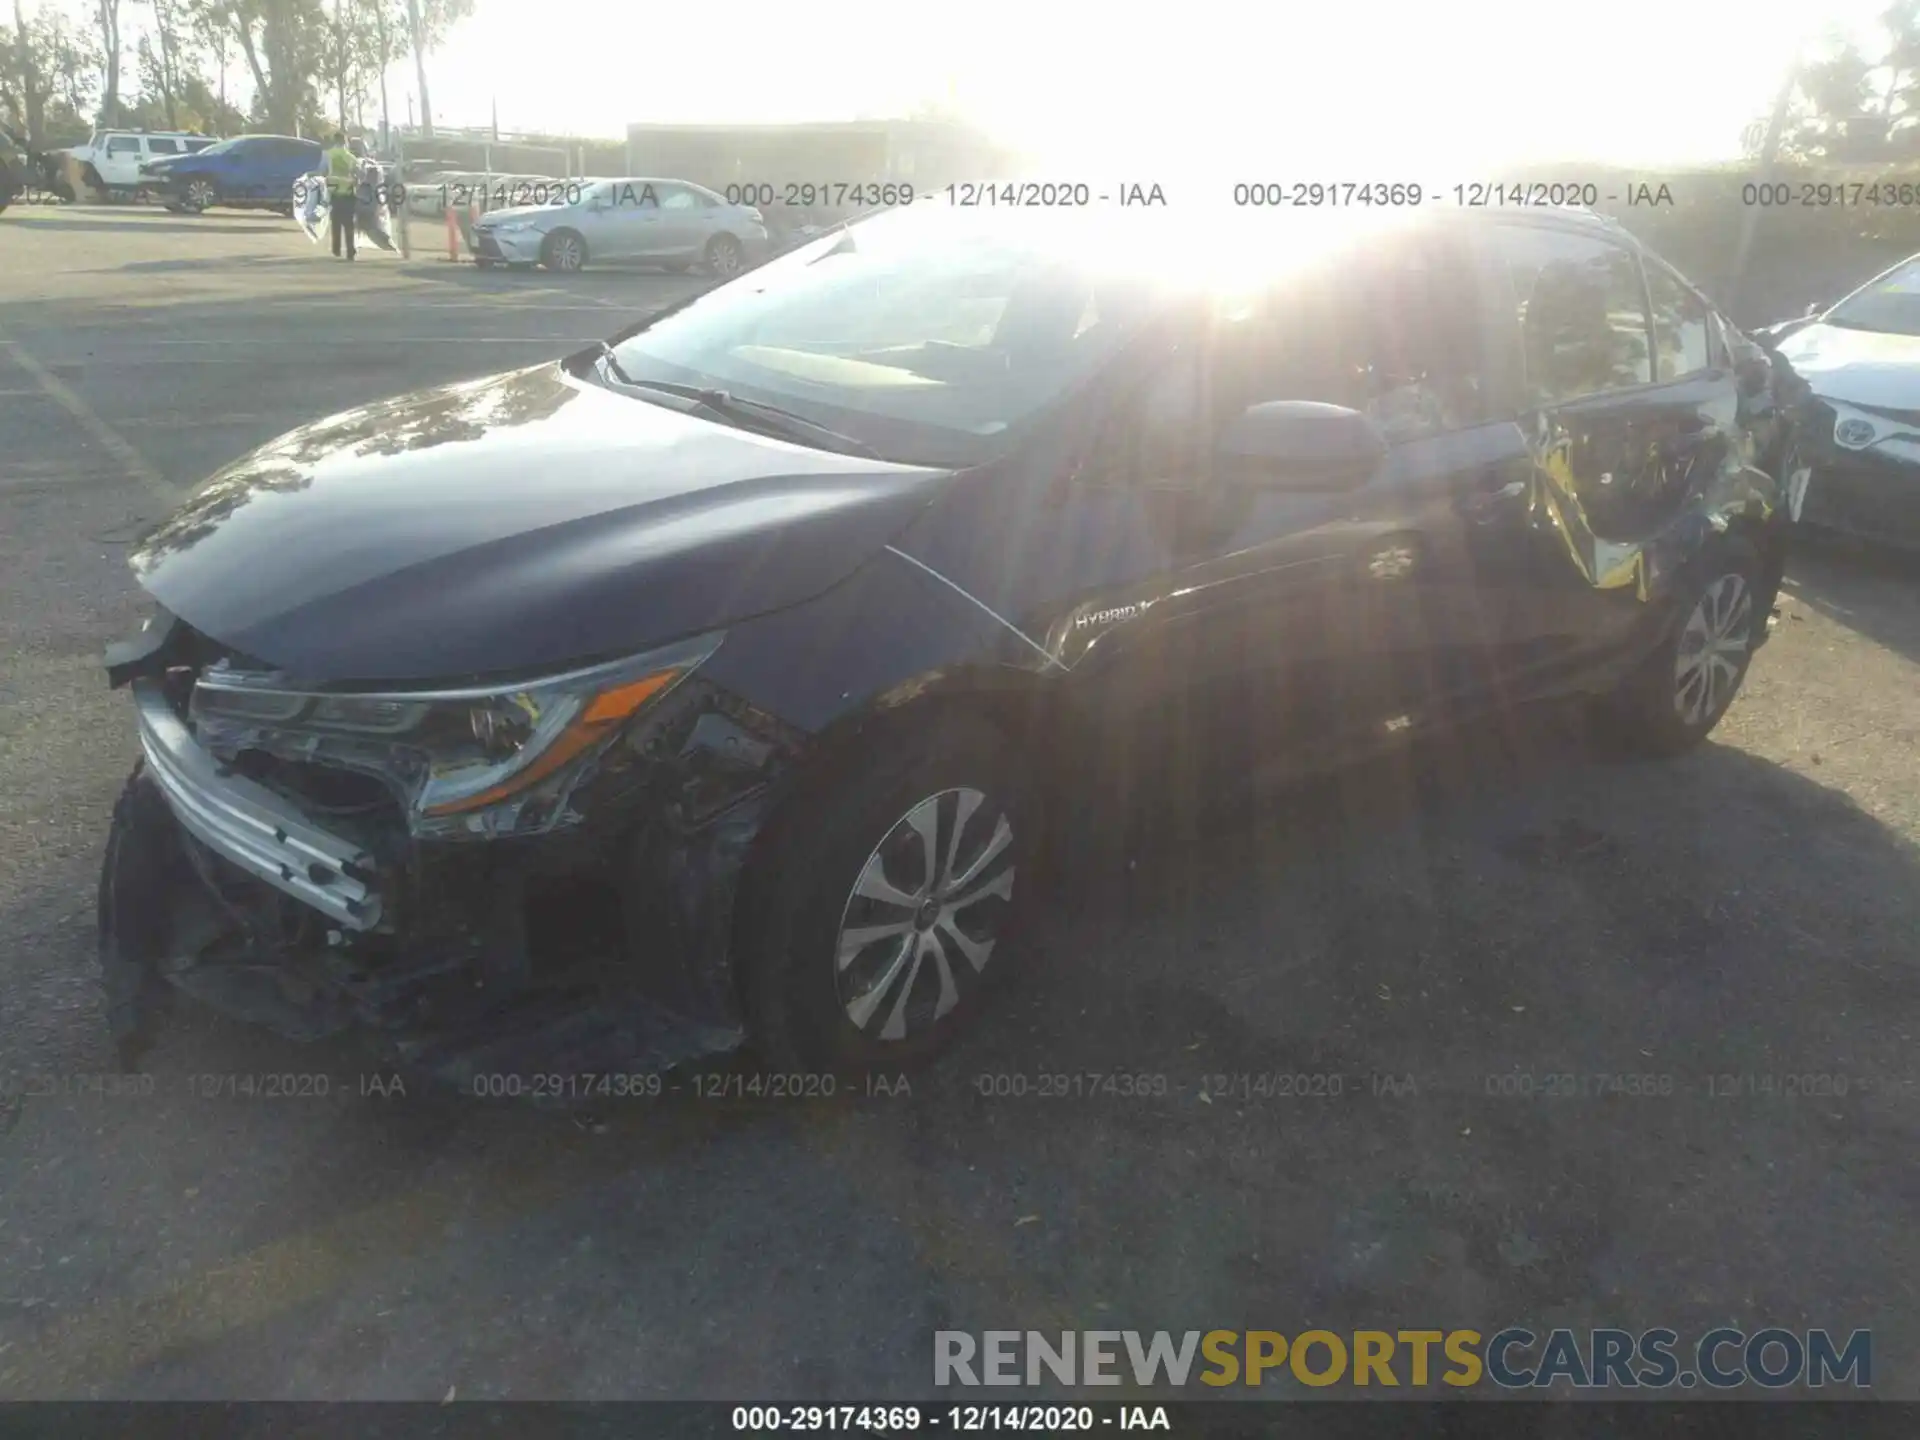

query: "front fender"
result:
(620, 548), (1061, 1026)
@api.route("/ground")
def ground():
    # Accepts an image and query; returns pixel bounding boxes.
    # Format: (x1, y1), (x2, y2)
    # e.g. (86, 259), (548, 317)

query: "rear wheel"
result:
(1601, 538), (1761, 757)
(740, 717), (1031, 1072)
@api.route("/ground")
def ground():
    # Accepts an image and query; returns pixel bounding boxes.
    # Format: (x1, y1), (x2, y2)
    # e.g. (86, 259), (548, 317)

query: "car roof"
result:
(595, 176), (711, 190)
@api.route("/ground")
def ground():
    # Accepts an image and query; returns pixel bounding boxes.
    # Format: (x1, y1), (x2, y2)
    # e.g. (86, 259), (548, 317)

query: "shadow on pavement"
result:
(390, 253), (710, 305)
(1, 676), (1916, 1399)
(81, 254), (320, 274)
(18, 693), (1911, 1399)
(6, 214), (291, 237)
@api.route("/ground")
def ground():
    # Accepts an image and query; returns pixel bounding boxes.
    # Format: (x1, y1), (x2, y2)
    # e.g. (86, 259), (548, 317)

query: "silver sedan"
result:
(469, 177), (770, 275)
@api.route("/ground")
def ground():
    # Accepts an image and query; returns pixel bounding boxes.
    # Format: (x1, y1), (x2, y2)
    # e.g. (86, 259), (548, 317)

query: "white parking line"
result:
(0, 336), (184, 504)
(109, 337), (606, 346)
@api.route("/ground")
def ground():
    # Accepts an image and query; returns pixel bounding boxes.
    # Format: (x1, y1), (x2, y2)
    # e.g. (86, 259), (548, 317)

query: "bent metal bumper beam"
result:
(131, 677), (384, 931)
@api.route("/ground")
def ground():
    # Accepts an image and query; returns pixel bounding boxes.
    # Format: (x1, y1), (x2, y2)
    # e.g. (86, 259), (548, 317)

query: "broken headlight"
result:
(189, 632), (723, 839)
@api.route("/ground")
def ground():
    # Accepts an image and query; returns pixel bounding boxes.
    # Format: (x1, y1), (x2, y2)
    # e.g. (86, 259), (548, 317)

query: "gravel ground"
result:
(0, 207), (1915, 1407)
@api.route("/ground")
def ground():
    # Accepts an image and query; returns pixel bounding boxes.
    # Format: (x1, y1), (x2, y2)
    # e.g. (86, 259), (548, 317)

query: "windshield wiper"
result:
(598, 340), (641, 386)
(600, 373), (880, 458)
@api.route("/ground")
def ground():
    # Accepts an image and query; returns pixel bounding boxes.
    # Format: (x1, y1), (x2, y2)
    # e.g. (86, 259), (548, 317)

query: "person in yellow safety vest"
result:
(324, 131), (358, 261)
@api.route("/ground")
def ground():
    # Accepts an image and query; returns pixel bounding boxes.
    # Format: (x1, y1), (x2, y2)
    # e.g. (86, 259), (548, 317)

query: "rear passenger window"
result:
(148, 138), (180, 155)
(1647, 263), (1712, 381)
(1496, 226), (1652, 404)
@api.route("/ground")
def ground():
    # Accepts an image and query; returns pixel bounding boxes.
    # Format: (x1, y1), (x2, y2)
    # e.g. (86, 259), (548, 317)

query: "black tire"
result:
(1600, 537), (1762, 758)
(704, 231), (744, 277)
(740, 715), (1033, 1072)
(98, 763), (182, 1066)
(541, 227), (587, 272)
(474, 257), (496, 269)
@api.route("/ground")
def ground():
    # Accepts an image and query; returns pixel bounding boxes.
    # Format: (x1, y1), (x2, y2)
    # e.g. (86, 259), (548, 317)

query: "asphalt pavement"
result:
(1, 206), (1917, 1405)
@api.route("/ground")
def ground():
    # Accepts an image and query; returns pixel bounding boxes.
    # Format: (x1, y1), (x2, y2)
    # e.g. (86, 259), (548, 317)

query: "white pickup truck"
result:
(69, 129), (216, 199)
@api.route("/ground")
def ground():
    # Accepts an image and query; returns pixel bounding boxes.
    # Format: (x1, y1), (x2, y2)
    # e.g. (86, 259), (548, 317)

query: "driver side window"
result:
(1109, 235), (1488, 485)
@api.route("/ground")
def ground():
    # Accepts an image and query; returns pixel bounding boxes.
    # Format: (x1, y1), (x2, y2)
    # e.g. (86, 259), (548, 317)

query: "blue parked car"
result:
(143, 135), (323, 214)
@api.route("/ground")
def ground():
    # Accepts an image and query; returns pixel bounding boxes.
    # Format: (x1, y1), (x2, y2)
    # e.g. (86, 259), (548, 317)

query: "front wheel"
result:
(184, 177), (216, 212)
(704, 232), (744, 277)
(1600, 539), (1761, 757)
(541, 228), (586, 272)
(740, 717), (1032, 1072)
(98, 764), (183, 1066)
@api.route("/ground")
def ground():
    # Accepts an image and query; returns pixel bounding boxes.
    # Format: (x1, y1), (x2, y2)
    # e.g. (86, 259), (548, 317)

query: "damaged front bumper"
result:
(101, 619), (806, 1088)
(132, 677), (385, 931)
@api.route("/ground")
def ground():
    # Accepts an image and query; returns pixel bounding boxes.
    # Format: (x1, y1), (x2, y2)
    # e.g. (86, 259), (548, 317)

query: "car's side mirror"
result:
(1735, 350), (1773, 396)
(1214, 400), (1387, 489)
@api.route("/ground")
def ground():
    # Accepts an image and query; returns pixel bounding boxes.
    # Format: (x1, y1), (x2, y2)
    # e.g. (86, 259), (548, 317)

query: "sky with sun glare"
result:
(63, 0), (1885, 171)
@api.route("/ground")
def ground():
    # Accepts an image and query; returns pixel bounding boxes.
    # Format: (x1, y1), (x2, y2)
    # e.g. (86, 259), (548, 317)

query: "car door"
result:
(220, 138), (268, 200)
(141, 137), (179, 183)
(1476, 221), (1738, 684)
(101, 134), (142, 188)
(1049, 227), (1522, 780)
(276, 140), (323, 199)
(585, 179), (653, 260)
(651, 183), (708, 261)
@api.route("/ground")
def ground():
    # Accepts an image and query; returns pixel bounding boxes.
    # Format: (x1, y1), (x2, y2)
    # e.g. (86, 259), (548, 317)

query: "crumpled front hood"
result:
(1776, 322), (1920, 411)
(131, 362), (948, 684)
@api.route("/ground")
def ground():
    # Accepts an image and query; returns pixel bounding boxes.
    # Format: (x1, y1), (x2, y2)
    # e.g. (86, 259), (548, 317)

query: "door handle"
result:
(1461, 469), (1526, 521)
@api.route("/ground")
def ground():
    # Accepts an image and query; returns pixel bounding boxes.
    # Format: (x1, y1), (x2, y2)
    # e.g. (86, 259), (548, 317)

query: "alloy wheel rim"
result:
(555, 237), (580, 270)
(188, 181), (212, 207)
(833, 787), (1016, 1042)
(711, 238), (741, 274)
(1673, 573), (1752, 726)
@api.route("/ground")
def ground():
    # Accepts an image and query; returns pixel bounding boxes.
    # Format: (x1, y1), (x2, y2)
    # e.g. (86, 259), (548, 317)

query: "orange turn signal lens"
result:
(423, 668), (683, 817)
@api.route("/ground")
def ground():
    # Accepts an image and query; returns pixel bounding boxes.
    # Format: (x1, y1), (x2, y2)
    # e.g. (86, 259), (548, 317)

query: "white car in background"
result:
(1756, 253), (1920, 551)
(71, 129), (215, 199)
(469, 177), (770, 275)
